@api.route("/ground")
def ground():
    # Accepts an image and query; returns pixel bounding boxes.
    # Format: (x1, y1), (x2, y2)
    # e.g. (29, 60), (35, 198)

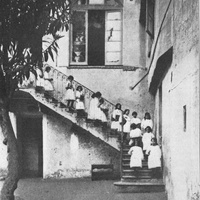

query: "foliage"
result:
(0, 0), (71, 100)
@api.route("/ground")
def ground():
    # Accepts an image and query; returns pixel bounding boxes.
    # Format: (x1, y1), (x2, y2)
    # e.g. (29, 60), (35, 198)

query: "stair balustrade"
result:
(18, 64), (116, 123)
(45, 64), (115, 121)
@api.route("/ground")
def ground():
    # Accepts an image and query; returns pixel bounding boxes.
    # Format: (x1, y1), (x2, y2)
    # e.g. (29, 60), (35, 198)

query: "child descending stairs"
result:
(114, 143), (165, 193)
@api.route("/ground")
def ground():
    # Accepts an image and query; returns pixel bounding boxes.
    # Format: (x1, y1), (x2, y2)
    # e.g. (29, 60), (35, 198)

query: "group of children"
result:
(123, 111), (161, 178)
(128, 137), (161, 178)
(62, 75), (108, 121)
(109, 104), (161, 178)
(63, 75), (86, 115)
(37, 69), (162, 178)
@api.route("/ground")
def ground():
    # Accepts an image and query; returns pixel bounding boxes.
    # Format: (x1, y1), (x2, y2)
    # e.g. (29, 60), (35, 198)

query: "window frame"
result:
(69, 1), (123, 67)
(70, 10), (88, 65)
(146, 0), (155, 38)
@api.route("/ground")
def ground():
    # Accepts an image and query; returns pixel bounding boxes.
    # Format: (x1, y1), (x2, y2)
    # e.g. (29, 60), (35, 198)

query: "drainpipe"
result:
(130, 0), (173, 91)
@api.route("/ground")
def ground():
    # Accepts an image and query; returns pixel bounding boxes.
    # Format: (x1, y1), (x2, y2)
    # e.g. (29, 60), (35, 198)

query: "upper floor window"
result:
(70, 0), (123, 66)
(146, 0), (155, 38)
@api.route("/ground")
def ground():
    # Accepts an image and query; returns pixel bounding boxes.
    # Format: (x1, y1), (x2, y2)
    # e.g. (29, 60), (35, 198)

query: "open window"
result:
(146, 0), (155, 38)
(70, 0), (123, 66)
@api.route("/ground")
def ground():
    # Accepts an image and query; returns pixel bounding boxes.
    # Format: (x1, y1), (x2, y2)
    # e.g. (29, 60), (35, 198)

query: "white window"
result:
(70, 1), (123, 66)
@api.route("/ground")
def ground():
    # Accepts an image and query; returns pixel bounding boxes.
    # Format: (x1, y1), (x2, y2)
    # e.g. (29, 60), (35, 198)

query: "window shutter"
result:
(146, 0), (155, 38)
(105, 11), (122, 65)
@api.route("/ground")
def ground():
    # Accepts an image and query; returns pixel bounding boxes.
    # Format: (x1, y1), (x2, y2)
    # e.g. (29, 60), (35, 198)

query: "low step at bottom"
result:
(114, 179), (165, 193)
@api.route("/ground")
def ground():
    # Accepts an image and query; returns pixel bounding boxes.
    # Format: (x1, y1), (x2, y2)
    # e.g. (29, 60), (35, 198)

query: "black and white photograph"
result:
(0, 0), (199, 200)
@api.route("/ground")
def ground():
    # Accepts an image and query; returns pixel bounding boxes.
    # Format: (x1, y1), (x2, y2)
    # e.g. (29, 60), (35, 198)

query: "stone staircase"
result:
(114, 143), (165, 192)
(19, 64), (120, 150)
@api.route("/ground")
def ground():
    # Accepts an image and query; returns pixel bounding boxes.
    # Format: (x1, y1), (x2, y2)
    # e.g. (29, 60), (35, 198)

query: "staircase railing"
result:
(41, 64), (115, 122)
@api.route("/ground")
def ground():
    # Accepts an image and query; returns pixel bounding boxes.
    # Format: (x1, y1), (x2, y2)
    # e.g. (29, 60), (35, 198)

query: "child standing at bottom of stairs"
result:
(146, 137), (162, 179)
(128, 139), (144, 177)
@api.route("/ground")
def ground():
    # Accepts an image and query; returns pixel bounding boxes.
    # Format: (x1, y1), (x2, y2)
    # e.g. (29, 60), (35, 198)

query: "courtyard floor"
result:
(0, 178), (167, 200)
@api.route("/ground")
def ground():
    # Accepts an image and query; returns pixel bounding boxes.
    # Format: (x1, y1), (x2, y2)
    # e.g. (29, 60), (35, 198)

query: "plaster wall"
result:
(43, 113), (120, 179)
(147, 0), (173, 84)
(44, 0), (154, 117)
(162, 50), (199, 200)
(123, 0), (145, 67)
(148, 0), (199, 199)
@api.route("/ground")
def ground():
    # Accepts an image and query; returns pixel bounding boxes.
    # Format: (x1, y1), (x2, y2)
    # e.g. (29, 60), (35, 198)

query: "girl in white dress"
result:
(128, 139), (144, 176)
(146, 138), (162, 178)
(36, 68), (44, 88)
(87, 92), (102, 120)
(141, 112), (153, 131)
(142, 126), (154, 155)
(122, 109), (131, 143)
(130, 111), (141, 128)
(64, 75), (75, 110)
(111, 103), (123, 134)
(75, 86), (85, 117)
(97, 98), (108, 123)
(129, 123), (142, 146)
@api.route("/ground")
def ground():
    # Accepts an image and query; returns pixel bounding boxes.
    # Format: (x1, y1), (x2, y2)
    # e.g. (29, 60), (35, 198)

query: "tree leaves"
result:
(42, 34), (63, 62)
(0, 0), (71, 97)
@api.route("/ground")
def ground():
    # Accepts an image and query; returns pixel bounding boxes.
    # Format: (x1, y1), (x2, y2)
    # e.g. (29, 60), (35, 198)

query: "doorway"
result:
(18, 117), (43, 178)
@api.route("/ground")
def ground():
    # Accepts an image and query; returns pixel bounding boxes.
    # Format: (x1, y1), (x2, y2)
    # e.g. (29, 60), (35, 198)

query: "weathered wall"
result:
(2, 94), (121, 179)
(45, 0), (154, 117)
(43, 112), (120, 179)
(147, 0), (173, 85)
(148, 0), (199, 199)
(160, 50), (199, 200)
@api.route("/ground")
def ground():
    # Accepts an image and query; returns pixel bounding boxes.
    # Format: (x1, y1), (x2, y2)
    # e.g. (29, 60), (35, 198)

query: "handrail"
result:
(43, 64), (115, 121)
(44, 64), (115, 106)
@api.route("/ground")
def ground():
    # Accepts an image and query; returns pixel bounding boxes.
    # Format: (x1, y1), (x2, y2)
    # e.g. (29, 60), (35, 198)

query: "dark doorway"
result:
(88, 10), (105, 66)
(18, 117), (43, 178)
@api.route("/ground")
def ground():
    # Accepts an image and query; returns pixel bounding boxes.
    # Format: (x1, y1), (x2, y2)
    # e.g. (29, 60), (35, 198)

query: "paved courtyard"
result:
(0, 178), (167, 200)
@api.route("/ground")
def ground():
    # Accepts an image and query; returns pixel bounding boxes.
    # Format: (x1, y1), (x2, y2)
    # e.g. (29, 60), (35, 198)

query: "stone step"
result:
(122, 169), (152, 173)
(122, 175), (152, 180)
(122, 164), (148, 168)
(122, 169), (152, 176)
(122, 159), (148, 165)
(114, 179), (165, 193)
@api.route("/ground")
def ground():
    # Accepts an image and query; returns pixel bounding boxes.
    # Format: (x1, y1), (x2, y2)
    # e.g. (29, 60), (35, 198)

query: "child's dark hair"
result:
(76, 85), (83, 91)
(91, 93), (96, 98)
(115, 103), (121, 110)
(145, 126), (152, 132)
(123, 109), (130, 115)
(45, 66), (51, 72)
(151, 137), (158, 145)
(132, 111), (137, 116)
(99, 98), (104, 104)
(68, 75), (74, 81)
(134, 138), (139, 146)
(130, 123), (137, 130)
(95, 91), (102, 98)
(144, 112), (151, 119)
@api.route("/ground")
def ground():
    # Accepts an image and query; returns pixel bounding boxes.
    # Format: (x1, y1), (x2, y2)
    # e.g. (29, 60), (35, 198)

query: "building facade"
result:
(141, 0), (199, 199)
(0, 0), (199, 199)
